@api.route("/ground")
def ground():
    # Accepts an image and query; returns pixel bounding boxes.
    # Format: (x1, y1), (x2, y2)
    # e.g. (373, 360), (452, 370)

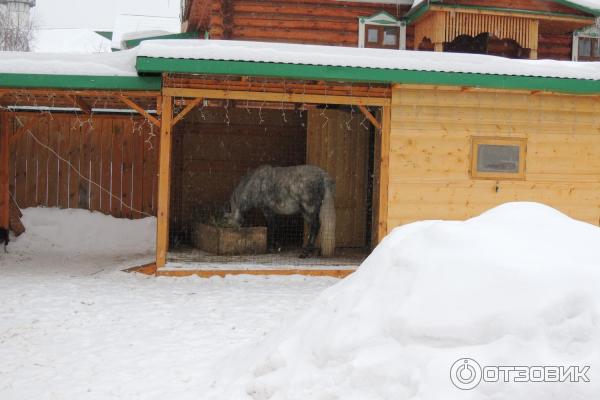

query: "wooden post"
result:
(377, 106), (391, 243)
(156, 96), (173, 268)
(0, 112), (9, 230)
(529, 20), (539, 60)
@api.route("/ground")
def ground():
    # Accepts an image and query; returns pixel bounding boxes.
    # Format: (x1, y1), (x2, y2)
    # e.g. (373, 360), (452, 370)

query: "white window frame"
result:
(573, 20), (600, 61)
(358, 11), (406, 50)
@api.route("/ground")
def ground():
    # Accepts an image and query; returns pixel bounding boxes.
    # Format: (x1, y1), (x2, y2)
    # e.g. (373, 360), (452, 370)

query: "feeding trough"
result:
(193, 222), (267, 255)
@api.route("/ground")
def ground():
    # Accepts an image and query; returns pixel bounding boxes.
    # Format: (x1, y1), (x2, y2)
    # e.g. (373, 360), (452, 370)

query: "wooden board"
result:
(0, 113), (9, 229)
(387, 86), (600, 231)
(156, 96), (173, 268)
(307, 109), (369, 248)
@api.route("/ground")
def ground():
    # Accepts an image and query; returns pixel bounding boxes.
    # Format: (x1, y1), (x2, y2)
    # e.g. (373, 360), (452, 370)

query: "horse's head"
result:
(222, 200), (243, 228)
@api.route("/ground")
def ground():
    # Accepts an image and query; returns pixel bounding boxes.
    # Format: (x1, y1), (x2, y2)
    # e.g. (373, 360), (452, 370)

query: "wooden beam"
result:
(0, 112), (9, 230)
(123, 262), (157, 275)
(66, 95), (92, 114)
(119, 95), (161, 127)
(377, 106), (391, 243)
(171, 97), (203, 127)
(156, 96), (173, 268)
(156, 95), (162, 116)
(392, 83), (600, 98)
(163, 87), (391, 107)
(155, 268), (355, 278)
(358, 105), (381, 130)
(2, 88), (160, 98)
(429, 4), (594, 24)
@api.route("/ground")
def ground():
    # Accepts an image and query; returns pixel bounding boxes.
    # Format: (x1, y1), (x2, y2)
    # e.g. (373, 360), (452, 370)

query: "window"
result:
(577, 37), (600, 61)
(470, 137), (526, 180)
(358, 11), (405, 50)
(572, 25), (600, 61)
(364, 24), (400, 49)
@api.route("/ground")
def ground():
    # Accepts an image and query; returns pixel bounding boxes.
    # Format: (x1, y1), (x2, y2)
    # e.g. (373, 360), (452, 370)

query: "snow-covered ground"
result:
(0, 208), (337, 399)
(2, 203), (599, 400)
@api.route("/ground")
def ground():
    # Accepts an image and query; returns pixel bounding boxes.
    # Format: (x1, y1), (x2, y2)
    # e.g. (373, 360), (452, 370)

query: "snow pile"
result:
(138, 39), (600, 81)
(211, 202), (600, 399)
(4, 208), (155, 268)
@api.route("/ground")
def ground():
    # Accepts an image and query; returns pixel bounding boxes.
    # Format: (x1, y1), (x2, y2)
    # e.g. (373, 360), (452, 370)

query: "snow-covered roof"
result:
(111, 14), (180, 50)
(3, 39), (600, 93)
(137, 39), (600, 82)
(0, 49), (138, 76)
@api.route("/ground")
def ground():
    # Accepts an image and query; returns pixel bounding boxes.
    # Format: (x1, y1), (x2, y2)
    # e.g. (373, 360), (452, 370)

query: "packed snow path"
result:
(0, 208), (337, 399)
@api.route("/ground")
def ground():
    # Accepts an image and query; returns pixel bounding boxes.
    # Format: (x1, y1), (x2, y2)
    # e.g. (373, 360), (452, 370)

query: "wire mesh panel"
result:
(169, 105), (307, 253)
(167, 102), (376, 264)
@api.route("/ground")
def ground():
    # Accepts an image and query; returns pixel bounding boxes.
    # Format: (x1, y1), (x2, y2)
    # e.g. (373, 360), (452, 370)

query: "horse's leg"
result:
(262, 209), (280, 252)
(300, 212), (320, 258)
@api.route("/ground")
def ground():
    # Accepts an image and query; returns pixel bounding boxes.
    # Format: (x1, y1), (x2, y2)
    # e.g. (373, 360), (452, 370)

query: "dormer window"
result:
(365, 24), (400, 48)
(359, 11), (405, 50)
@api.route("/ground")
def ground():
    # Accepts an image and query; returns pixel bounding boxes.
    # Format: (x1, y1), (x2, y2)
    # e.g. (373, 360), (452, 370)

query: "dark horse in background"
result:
(223, 165), (336, 258)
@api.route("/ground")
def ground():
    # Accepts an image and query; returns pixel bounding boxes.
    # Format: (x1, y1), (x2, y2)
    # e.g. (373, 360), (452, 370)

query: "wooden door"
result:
(307, 109), (369, 248)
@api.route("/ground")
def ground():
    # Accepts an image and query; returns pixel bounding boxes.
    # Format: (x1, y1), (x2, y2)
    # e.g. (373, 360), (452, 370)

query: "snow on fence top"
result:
(137, 39), (600, 82)
(0, 49), (138, 77)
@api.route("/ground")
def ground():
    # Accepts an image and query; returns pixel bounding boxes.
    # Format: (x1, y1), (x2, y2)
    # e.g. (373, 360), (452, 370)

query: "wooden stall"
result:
(152, 74), (392, 277)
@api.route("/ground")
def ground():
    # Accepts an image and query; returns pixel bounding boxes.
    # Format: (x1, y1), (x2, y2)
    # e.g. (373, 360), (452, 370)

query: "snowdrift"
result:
(4, 207), (155, 261)
(211, 202), (600, 399)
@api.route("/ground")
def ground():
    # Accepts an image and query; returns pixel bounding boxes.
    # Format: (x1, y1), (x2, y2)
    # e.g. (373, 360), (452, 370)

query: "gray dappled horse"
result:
(223, 165), (336, 258)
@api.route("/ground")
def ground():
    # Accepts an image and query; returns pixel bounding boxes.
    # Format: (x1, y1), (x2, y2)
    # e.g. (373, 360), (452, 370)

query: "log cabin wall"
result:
(387, 87), (600, 230)
(185, 0), (593, 60)
(206, 0), (410, 46)
(538, 33), (572, 60)
(170, 106), (306, 243)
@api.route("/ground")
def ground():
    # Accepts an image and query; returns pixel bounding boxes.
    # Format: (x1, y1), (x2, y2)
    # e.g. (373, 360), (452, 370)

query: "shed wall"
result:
(387, 87), (600, 229)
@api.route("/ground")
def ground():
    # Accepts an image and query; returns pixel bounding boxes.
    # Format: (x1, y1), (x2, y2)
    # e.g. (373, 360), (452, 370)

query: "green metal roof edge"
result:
(124, 31), (200, 49)
(136, 56), (600, 95)
(404, 1), (432, 25)
(0, 73), (161, 90)
(404, 0), (599, 24)
(95, 31), (114, 41)
(553, 0), (600, 16)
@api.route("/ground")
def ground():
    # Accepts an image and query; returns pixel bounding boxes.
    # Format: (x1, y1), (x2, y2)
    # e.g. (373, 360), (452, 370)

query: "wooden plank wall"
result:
(8, 113), (158, 219)
(388, 87), (600, 229)
(208, 0), (409, 46)
(171, 107), (306, 240)
(306, 109), (369, 248)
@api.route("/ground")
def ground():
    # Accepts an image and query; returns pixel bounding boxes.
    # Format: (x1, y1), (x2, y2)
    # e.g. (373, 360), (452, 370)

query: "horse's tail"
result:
(319, 178), (336, 257)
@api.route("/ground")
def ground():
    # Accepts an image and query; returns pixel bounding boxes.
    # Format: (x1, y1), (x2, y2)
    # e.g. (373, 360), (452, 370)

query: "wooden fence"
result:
(8, 113), (158, 219)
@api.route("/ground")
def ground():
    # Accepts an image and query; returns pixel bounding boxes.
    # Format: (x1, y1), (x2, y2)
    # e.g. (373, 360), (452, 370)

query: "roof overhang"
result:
(405, 0), (599, 25)
(0, 73), (161, 91)
(136, 56), (600, 95)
